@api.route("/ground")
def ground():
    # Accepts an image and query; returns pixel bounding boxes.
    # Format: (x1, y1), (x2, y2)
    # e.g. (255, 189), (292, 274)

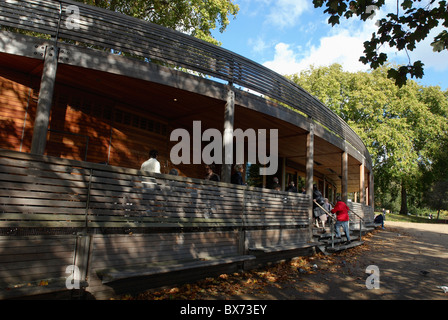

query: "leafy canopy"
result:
(75, 0), (239, 45)
(287, 64), (448, 210)
(313, 0), (448, 87)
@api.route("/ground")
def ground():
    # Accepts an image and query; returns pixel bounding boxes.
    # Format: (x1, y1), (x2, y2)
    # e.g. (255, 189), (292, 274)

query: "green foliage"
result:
(385, 211), (447, 223)
(75, 0), (239, 45)
(287, 64), (448, 212)
(313, 0), (448, 87)
(424, 180), (448, 213)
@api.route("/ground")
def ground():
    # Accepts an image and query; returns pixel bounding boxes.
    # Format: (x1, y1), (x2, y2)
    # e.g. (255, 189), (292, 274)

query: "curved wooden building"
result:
(0, 0), (374, 299)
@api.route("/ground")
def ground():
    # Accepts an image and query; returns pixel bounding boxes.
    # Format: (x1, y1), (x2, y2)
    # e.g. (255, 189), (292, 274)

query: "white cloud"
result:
(248, 37), (270, 54)
(263, 25), (375, 75)
(260, 0), (448, 77)
(265, 0), (310, 28)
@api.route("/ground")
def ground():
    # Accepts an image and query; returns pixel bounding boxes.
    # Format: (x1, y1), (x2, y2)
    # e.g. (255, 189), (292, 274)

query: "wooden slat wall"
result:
(0, 235), (76, 292)
(245, 188), (309, 227)
(348, 202), (375, 227)
(0, 72), (198, 177)
(87, 231), (239, 297)
(0, 149), (322, 298)
(0, 149), (246, 229)
(0, 156), (90, 228)
(0, 75), (37, 153)
(246, 228), (309, 249)
(86, 168), (245, 228)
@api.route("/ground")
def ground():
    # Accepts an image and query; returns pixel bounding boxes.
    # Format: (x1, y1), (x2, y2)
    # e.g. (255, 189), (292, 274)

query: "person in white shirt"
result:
(140, 149), (161, 174)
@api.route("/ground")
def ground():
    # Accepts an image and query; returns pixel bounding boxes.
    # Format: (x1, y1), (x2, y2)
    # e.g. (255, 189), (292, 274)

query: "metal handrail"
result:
(0, 0), (372, 169)
(314, 200), (336, 248)
(350, 210), (364, 242)
(314, 200), (365, 247)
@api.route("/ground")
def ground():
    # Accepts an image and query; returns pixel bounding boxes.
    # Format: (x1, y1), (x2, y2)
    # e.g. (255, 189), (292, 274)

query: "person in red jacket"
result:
(331, 197), (351, 245)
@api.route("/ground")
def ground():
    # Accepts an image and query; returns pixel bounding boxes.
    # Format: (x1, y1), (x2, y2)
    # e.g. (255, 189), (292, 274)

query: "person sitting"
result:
(374, 213), (385, 229)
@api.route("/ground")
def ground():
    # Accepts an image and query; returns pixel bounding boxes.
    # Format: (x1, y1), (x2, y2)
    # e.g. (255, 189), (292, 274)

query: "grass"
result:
(383, 212), (448, 224)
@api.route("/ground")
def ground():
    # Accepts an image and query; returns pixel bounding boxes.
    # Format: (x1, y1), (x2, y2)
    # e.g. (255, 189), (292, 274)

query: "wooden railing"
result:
(0, 0), (371, 168)
(0, 149), (309, 231)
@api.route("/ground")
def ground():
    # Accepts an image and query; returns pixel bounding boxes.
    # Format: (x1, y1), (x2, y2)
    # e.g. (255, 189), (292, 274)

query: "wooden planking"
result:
(348, 202), (375, 228)
(0, 151), (90, 228)
(89, 231), (240, 272)
(86, 168), (246, 228)
(0, 235), (76, 288)
(244, 188), (309, 227)
(98, 255), (256, 284)
(0, 74), (36, 153)
(87, 230), (243, 295)
(246, 228), (310, 249)
(0, 148), (314, 229)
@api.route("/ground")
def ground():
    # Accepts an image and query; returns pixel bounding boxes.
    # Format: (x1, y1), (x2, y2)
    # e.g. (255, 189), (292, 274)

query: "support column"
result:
(306, 124), (314, 220)
(281, 157), (286, 191)
(360, 158), (365, 204)
(31, 45), (59, 155)
(222, 83), (235, 183)
(369, 171), (374, 210)
(323, 177), (327, 198)
(341, 147), (348, 202)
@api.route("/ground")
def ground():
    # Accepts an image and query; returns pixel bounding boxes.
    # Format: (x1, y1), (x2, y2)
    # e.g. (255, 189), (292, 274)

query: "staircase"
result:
(312, 227), (364, 254)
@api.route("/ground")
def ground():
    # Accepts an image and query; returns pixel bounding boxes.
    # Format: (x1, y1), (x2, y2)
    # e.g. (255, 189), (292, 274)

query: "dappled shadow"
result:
(253, 226), (448, 300)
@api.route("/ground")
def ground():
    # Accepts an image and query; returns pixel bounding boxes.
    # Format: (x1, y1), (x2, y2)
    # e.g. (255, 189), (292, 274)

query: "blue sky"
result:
(212, 0), (448, 91)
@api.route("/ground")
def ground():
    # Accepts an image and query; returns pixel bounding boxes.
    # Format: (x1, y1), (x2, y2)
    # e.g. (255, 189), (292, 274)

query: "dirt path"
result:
(132, 221), (448, 301)
(238, 221), (448, 300)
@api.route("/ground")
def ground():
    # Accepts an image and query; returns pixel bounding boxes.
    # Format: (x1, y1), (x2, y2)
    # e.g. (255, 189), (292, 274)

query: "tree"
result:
(425, 180), (448, 219)
(313, 0), (448, 86)
(74, 0), (239, 45)
(287, 64), (448, 213)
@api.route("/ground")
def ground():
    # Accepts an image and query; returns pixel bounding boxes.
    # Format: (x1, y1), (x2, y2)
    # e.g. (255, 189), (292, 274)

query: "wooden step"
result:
(325, 241), (364, 253)
(319, 235), (359, 244)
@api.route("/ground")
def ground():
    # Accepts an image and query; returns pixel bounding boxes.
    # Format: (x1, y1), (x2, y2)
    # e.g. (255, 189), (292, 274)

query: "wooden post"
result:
(341, 147), (348, 202)
(222, 83), (235, 183)
(31, 45), (59, 155)
(369, 171), (374, 210)
(281, 157), (286, 191)
(360, 158), (365, 204)
(306, 124), (314, 221)
(74, 233), (92, 284)
(323, 177), (327, 198)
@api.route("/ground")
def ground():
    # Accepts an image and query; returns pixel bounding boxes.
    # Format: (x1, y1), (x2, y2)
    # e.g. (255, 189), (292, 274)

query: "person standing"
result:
(204, 164), (220, 182)
(331, 197), (351, 245)
(140, 149), (161, 174)
(231, 164), (245, 185)
(312, 184), (325, 228)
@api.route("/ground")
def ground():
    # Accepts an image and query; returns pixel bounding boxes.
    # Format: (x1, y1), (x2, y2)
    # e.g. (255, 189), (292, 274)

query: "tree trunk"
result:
(400, 180), (408, 215)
